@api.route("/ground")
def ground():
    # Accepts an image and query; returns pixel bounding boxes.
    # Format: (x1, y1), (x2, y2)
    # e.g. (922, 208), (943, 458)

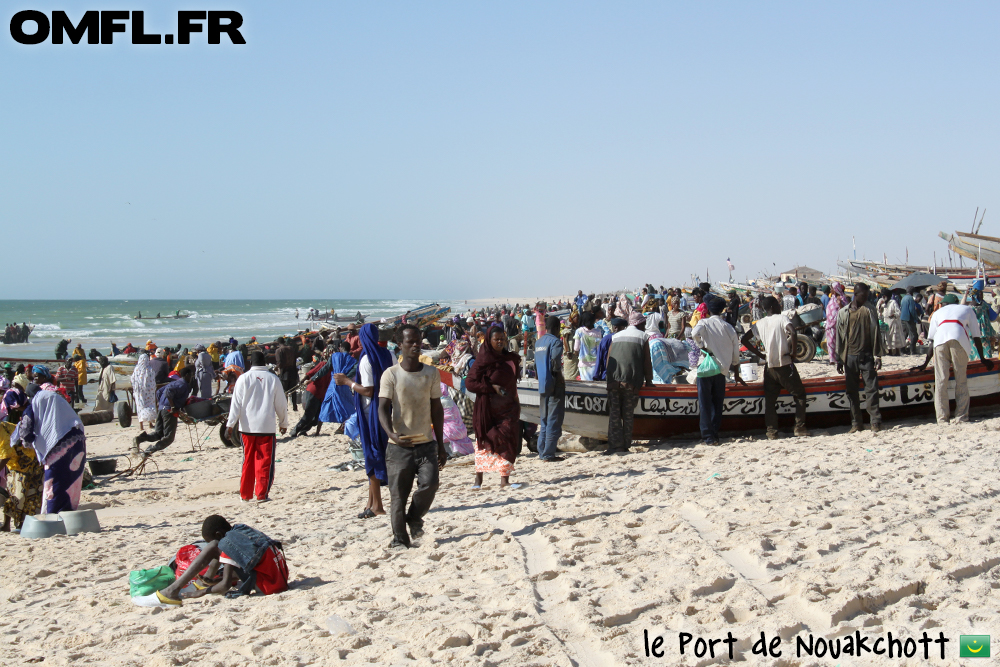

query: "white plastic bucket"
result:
(740, 363), (757, 382)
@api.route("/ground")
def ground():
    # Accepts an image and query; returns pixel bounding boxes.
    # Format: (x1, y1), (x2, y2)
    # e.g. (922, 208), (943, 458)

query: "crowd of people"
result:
(2, 277), (996, 566)
(2, 323), (31, 345)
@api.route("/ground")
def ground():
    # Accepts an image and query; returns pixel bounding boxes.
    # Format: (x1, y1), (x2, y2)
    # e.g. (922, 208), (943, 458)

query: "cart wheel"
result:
(117, 402), (132, 428)
(795, 333), (817, 363)
(219, 422), (238, 448)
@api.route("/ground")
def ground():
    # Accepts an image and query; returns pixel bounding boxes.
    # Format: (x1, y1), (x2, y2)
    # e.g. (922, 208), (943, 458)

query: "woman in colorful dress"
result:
(964, 280), (997, 361)
(131, 353), (158, 432)
(12, 388), (86, 516)
(466, 325), (522, 490)
(1, 420), (44, 531)
(825, 282), (850, 366)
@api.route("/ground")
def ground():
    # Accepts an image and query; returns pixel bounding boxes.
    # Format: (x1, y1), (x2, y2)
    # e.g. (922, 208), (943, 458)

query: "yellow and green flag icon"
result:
(960, 635), (991, 658)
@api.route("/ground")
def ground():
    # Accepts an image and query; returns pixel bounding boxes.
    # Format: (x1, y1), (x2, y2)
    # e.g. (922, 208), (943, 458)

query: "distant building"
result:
(780, 266), (824, 283)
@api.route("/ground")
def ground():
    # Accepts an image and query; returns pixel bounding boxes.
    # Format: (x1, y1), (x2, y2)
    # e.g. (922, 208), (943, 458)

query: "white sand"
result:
(3, 357), (998, 665)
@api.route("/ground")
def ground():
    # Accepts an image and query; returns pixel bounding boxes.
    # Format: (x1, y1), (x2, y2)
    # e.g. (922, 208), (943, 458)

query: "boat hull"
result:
(515, 361), (1000, 440)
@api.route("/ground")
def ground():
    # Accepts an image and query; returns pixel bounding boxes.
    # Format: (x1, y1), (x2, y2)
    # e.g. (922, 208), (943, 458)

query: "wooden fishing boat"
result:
(133, 314), (190, 320)
(509, 361), (1000, 440)
(939, 231), (1000, 268)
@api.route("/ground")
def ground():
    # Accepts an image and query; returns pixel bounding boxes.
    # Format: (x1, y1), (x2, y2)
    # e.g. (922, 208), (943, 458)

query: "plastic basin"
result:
(20, 515), (67, 539)
(59, 509), (102, 536)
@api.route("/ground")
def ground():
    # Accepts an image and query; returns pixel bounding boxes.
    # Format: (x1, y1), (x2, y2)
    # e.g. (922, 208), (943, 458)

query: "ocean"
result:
(0, 299), (462, 361)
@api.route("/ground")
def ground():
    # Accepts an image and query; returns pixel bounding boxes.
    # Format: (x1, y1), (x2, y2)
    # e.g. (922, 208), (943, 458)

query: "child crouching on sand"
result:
(133, 514), (288, 608)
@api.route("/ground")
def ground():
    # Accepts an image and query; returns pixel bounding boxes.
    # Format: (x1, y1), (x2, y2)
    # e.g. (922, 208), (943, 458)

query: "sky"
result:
(3, 2), (999, 300)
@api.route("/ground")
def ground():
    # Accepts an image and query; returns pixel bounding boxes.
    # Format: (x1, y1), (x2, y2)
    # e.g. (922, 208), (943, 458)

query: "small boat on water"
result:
(133, 313), (190, 320)
(508, 361), (1000, 440)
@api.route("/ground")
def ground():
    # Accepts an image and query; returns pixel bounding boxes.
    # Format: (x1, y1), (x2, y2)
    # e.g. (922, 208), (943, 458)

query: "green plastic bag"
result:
(696, 350), (723, 378)
(129, 566), (175, 597)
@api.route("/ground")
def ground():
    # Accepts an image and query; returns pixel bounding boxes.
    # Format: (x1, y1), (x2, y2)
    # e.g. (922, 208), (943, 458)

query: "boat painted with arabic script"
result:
(510, 361), (1000, 440)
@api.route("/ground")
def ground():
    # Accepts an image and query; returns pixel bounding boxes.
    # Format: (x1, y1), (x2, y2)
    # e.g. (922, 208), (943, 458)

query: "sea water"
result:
(0, 299), (466, 361)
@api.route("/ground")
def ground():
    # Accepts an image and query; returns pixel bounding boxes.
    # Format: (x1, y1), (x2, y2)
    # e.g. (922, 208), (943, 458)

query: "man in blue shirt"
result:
(534, 316), (565, 462)
(134, 366), (194, 457)
(575, 290), (588, 311)
(820, 285), (831, 310)
(899, 287), (920, 355)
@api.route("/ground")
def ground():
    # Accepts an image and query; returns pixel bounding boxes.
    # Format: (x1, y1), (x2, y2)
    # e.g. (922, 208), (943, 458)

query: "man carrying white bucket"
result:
(741, 296), (810, 440)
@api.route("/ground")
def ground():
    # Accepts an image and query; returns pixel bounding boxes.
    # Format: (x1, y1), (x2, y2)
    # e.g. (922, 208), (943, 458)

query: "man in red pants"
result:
(226, 351), (288, 502)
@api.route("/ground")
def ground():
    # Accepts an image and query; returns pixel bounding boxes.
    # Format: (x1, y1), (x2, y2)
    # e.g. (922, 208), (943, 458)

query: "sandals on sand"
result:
(133, 591), (182, 609)
(358, 508), (377, 519)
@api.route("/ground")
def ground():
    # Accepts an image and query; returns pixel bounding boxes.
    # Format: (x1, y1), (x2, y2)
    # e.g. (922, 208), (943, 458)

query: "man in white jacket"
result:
(226, 351), (288, 502)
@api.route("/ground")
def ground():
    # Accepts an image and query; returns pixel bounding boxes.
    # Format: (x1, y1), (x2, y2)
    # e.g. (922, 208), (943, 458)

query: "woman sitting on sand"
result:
(466, 325), (522, 490)
(12, 387), (86, 515)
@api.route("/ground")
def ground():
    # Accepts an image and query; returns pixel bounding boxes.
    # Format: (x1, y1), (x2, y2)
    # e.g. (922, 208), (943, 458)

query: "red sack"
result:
(175, 544), (209, 578)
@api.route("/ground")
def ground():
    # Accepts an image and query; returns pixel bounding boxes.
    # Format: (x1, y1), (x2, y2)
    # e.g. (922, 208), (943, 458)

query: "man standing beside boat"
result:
(913, 294), (994, 424)
(692, 298), (742, 446)
(741, 297), (808, 440)
(835, 282), (884, 433)
(603, 312), (654, 455)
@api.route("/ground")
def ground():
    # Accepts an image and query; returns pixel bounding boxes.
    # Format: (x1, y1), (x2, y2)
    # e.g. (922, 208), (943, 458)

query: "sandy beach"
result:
(2, 354), (997, 666)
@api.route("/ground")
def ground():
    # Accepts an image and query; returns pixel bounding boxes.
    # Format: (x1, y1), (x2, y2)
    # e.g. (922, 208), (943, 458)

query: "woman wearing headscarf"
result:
(93, 356), (117, 412)
(0, 420), (43, 531)
(825, 282), (850, 365)
(334, 323), (393, 519)
(11, 388), (86, 516)
(194, 345), (215, 399)
(0, 378), (29, 424)
(130, 353), (158, 432)
(32, 366), (71, 404)
(963, 280), (998, 360)
(466, 325), (522, 490)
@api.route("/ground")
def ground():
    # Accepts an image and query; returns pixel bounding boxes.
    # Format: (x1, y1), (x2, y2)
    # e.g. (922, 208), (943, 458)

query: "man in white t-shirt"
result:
(914, 294), (994, 423)
(741, 296), (809, 439)
(378, 324), (447, 549)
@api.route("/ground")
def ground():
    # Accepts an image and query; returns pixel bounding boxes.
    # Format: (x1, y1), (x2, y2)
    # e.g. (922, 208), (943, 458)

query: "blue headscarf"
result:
(33, 365), (52, 381)
(355, 323), (393, 485)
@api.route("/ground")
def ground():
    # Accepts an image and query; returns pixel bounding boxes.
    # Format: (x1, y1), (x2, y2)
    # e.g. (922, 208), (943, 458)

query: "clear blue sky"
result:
(4, 2), (998, 299)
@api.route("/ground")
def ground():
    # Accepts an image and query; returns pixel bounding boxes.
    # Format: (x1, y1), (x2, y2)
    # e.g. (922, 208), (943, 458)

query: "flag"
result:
(726, 258), (735, 271)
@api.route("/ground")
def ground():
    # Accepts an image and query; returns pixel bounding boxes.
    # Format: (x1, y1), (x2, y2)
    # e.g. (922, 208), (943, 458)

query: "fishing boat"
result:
(939, 231), (1000, 269)
(133, 313), (190, 320)
(508, 362), (1000, 440)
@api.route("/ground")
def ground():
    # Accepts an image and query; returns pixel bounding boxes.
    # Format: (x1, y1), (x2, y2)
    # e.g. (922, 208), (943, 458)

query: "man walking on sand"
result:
(913, 293), (994, 423)
(227, 351), (288, 502)
(741, 296), (808, 440)
(378, 324), (447, 549)
(836, 282), (884, 433)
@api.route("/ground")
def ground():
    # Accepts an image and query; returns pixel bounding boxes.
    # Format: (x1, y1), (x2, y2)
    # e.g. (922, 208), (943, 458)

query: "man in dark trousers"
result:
(534, 316), (565, 462)
(378, 324), (447, 549)
(741, 296), (809, 440)
(275, 337), (299, 412)
(835, 282), (884, 433)
(134, 366), (194, 456)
